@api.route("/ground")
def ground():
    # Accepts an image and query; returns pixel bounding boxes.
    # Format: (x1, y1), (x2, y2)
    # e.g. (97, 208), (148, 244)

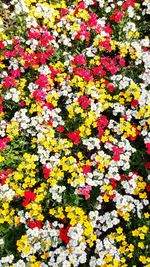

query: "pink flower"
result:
(146, 143), (150, 155)
(10, 69), (21, 77)
(0, 138), (10, 151)
(0, 105), (3, 113)
(2, 76), (17, 89)
(72, 55), (86, 66)
(78, 185), (92, 200)
(75, 23), (90, 40)
(35, 74), (48, 88)
(112, 146), (124, 161)
(61, 8), (69, 16)
(73, 67), (93, 81)
(112, 147), (124, 154)
(74, 1), (85, 15)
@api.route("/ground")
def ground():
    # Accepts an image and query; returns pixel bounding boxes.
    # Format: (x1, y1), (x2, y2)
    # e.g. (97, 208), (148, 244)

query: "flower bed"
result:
(0, 0), (150, 266)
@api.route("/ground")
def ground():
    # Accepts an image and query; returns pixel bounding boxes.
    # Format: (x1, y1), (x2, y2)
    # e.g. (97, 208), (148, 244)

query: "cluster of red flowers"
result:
(22, 191), (36, 207)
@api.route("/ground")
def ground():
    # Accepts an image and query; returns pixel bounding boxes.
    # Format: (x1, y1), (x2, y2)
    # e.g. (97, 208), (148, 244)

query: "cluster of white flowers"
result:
(0, 255), (14, 266)
(49, 184), (66, 203)
(90, 237), (120, 267)
(0, 184), (16, 201)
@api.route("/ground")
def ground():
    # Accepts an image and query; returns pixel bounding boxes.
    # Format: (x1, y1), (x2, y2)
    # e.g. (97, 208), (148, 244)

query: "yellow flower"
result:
(31, 262), (41, 267)
(139, 256), (147, 264)
(24, 246), (30, 255)
(103, 194), (109, 202)
(116, 227), (123, 234)
(141, 225), (148, 233)
(138, 242), (144, 249)
(119, 246), (126, 253)
(144, 212), (150, 219)
(128, 244), (134, 252)
(29, 255), (36, 262)
(0, 155), (5, 162)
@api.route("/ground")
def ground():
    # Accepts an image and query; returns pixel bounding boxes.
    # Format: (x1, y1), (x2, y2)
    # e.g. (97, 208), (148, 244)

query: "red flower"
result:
(120, 174), (125, 181)
(100, 56), (120, 74)
(0, 41), (5, 49)
(32, 90), (46, 102)
(146, 143), (150, 155)
(2, 76), (17, 89)
(142, 47), (148, 52)
(83, 165), (91, 174)
(88, 12), (97, 27)
(28, 29), (41, 40)
(109, 194), (116, 199)
(146, 184), (150, 192)
(28, 219), (42, 229)
(113, 153), (120, 161)
(0, 98), (4, 103)
(110, 9), (126, 23)
(19, 101), (26, 107)
(144, 162), (150, 169)
(99, 37), (112, 52)
(0, 169), (12, 185)
(59, 224), (71, 244)
(92, 66), (106, 76)
(13, 38), (19, 45)
(57, 126), (65, 133)
(42, 103), (53, 111)
(107, 83), (115, 92)
(103, 24), (113, 35)
(131, 99), (139, 107)
(49, 66), (60, 79)
(67, 131), (80, 144)
(75, 23), (90, 40)
(110, 178), (117, 189)
(78, 96), (91, 109)
(129, 126), (139, 141)
(43, 165), (51, 179)
(22, 191), (36, 207)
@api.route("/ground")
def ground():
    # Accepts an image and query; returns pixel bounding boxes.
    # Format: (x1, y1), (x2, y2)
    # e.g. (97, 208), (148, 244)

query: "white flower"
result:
(0, 238), (4, 245)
